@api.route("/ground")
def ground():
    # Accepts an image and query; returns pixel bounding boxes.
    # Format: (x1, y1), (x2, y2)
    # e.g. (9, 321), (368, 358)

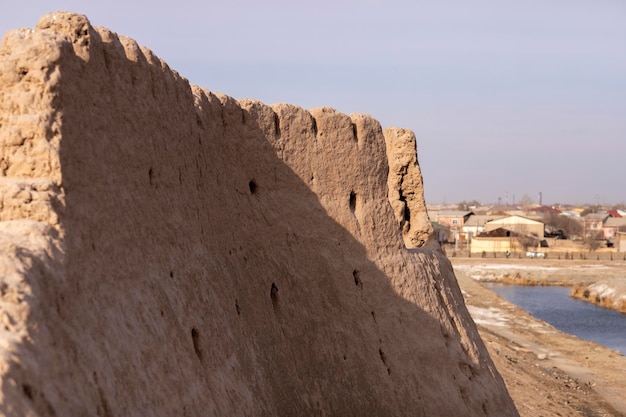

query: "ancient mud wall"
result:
(0, 12), (518, 417)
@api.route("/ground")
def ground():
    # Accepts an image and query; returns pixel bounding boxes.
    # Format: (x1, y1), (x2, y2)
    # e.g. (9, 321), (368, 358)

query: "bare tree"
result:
(457, 200), (481, 211)
(511, 224), (539, 251)
(516, 233), (539, 251)
(583, 231), (604, 252)
(518, 194), (535, 207)
(543, 213), (583, 239)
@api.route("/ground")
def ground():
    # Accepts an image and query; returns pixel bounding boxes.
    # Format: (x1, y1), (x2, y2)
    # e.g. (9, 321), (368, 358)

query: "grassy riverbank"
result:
(571, 280), (626, 314)
(451, 258), (626, 417)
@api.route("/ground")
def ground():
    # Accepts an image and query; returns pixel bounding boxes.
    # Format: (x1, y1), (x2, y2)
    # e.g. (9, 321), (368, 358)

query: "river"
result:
(484, 284), (626, 355)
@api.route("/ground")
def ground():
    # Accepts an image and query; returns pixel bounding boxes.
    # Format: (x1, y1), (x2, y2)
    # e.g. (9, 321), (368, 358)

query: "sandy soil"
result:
(451, 258), (626, 417)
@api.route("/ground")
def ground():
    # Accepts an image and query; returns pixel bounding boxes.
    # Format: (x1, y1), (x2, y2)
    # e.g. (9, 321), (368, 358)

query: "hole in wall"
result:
(399, 190), (411, 223)
(353, 269), (362, 289)
(349, 191), (357, 213)
(22, 384), (33, 401)
(273, 112), (281, 137)
(249, 180), (257, 195)
(352, 122), (358, 141)
(270, 283), (279, 309)
(235, 299), (241, 316)
(148, 167), (153, 185)
(379, 348), (387, 365)
(191, 328), (202, 360)
(310, 116), (318, 136)
(378, 349), (391, 375)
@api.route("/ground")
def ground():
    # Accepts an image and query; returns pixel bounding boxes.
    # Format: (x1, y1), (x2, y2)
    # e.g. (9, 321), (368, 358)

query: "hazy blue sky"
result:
(2, 1), (625, 206)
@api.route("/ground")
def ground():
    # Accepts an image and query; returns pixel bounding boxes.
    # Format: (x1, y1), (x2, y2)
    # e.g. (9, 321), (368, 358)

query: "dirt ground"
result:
(451, 258), (626, 417)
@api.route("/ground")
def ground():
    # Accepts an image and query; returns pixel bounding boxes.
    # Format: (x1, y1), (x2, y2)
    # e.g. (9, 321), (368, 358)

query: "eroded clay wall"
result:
(0, 12), (518, 417)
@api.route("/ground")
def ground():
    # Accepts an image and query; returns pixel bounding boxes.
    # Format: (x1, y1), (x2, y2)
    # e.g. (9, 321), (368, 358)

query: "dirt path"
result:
(452, 258), (626, 417)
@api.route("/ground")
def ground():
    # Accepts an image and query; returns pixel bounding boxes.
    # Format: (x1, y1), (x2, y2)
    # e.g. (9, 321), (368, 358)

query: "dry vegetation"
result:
(571, 284), (626, 314)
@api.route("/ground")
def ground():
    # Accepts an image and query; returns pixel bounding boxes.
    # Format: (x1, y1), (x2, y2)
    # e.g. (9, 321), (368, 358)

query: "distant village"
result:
(427, 201), (626, 257)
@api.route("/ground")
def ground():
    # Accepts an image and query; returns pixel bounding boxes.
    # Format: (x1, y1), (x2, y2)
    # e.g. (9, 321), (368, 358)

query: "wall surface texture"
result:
(0, 12), (518, 416)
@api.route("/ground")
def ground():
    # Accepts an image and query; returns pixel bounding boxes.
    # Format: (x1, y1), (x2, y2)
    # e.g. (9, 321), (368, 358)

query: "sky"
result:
(2, 1), (625, 206)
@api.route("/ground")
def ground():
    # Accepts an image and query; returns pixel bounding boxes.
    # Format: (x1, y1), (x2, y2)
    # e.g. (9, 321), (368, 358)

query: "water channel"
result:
(484, 284), (626, 355)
